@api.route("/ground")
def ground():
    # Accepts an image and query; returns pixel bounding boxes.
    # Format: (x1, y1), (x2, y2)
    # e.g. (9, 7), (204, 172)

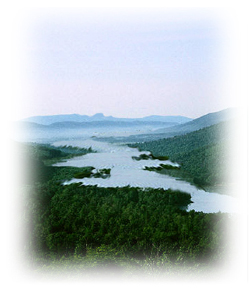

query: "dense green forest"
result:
(17, 142), (95, 184)
(20, 142), (95, 165)
(132, 153), (169, 161)
(17, 142), (231, 275)
(129, 121), (233, 188)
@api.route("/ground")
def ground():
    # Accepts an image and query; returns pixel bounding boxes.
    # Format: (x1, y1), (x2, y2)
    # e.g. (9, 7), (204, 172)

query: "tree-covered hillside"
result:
(155, 107), (236, 134)
(129, 121), (233, 187)
(17, 142), (95, 184)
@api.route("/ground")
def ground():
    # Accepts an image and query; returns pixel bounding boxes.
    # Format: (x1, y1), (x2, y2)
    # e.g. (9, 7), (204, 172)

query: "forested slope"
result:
(129, 121), (233, 187)
(155, 107), (236, 134)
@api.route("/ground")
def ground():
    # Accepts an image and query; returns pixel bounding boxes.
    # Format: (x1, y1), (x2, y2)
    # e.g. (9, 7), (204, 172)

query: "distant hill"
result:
(22, 113), (116, 125)
(15, 108), (237, 145)
(130, 121), (232, 158)
(139, 115), (192, 123)
(16, 120), (182, 131)
(14, 115), (190, 143)
(94, 108), (238, 143)
(154, 108), (237, 134)
(21, 113), (192, 125)
(129, 120), (235, 187)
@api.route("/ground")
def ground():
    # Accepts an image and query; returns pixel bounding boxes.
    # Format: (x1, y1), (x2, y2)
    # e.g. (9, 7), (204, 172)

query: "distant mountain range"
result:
(14, 108), (237, 144)
(93, 108), (238, 143)
(154, 108), (237, 134)
(21, 113), (192, 126)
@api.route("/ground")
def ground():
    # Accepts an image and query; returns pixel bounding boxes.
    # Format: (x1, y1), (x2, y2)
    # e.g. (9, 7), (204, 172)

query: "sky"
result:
(11, 8), (241, 120)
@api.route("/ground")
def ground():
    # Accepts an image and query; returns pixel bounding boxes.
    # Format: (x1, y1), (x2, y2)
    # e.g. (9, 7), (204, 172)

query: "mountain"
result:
(16, 120), (182, 131)
(21, 113), (192, 125)
(15, 108), (237, 145)
(14, 114), (190, 143)
(154, 108), (237, 135)
(139, 115), (191, 123)
(93, 108), (238, 143)
(129, 120), (235, 187)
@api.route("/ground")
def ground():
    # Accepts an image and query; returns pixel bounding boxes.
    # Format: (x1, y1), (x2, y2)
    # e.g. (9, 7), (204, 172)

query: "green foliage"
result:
(132, 153), (152, 160)
(132, 153), (169, 161)
(17, 143), (96, 184)
(23, 143), (95, 165)
(73, 167), (95, 178)
(25, 175), (228, 271)
(92, 168), (111, 178)
(73, 167), (111, 179)
(144, 164), (180, 172)
(129, 122), (232, 187)
(20, 140), (230, 274)
(152, 155), (169, 161)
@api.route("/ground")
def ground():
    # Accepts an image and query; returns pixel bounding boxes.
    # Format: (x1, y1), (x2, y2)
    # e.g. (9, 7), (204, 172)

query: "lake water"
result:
(52, 139), (238, 214)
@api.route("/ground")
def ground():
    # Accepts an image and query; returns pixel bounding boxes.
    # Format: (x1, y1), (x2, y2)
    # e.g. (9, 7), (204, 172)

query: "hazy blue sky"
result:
(23, 9), (232, 119)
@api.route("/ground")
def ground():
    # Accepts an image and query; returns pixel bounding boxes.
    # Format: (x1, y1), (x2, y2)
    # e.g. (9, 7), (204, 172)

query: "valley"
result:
(16, 108), (239, 276)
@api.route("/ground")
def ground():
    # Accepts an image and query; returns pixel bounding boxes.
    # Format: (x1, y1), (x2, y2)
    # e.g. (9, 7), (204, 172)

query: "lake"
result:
(52, 139), (238, 213)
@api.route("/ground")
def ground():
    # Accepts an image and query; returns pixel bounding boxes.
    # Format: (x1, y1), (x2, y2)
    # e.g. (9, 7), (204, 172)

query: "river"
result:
(52, 139), (238, 213)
